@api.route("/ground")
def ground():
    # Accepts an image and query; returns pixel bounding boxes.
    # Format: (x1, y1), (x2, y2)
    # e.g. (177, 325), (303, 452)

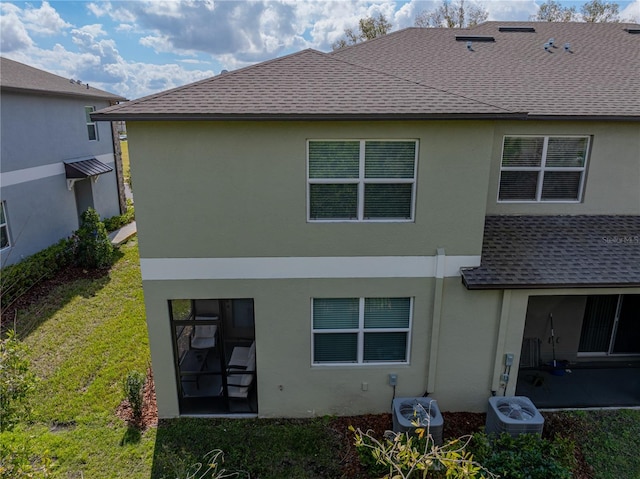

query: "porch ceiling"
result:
(461, 215), (640, 289)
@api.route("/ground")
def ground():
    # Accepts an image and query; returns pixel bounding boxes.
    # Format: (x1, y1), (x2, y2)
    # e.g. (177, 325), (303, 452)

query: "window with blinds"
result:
(85, 106), (99, 141)
(308, 140), (417, 221)
(498, 136), (590, 202)
(312, 297), (411, 364)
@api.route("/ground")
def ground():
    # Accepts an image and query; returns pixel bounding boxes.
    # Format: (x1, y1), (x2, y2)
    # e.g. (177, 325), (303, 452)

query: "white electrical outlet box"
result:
(389, 374), (398, 386)
(505, 353), (514, 366)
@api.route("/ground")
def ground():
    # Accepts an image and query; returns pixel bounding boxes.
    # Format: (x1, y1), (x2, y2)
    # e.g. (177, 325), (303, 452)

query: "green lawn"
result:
(120, 140), (130, 185)
(2, 239), (639, 478)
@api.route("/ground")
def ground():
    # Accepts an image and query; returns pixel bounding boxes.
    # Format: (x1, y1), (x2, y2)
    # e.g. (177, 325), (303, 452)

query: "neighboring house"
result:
(92, 22), (640, 418)
(0, 57), (126, 267)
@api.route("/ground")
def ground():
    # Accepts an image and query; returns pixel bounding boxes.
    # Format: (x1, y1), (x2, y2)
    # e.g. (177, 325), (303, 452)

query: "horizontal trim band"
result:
(1, 154), (114, 187)
(140, 255), (481, 281)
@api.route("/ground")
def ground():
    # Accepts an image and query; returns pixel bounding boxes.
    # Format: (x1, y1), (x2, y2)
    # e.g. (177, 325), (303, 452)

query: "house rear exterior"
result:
(93, 22), (640, 418)
(0, 57), (126, 267)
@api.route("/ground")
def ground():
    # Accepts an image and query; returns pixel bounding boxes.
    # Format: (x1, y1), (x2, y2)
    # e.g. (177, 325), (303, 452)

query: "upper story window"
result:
(85, 106), (99, 141)
(307, 140), (417, 221)
(312, 297), (412, 365)
(1, 202), (10, 250)
(498, 135), (590, 202)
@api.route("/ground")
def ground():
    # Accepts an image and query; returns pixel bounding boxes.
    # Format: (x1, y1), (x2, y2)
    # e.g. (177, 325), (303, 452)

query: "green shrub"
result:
(352, 425), (494, 479)
(123, 370), (145, 421)
(0, 330), (38, 431)
(0, 441), (52, 478)
(0, 239), (74, 310)
(470, 432), (575, 479)
(103, 200), (135, 232)
(74, 208), (114, 269)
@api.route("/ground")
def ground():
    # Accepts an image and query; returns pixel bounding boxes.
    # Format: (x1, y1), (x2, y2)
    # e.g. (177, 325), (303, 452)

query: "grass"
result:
(120, 139), (130, 185)
(2, 239), (639, 478)
(577, 409), (640, 479)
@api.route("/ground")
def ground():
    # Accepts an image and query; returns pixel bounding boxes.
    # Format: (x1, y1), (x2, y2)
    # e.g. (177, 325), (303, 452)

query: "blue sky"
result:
(1, 0), (638, 99)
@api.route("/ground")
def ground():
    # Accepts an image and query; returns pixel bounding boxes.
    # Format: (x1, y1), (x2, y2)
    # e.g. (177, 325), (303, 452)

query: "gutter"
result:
(91, 112), (529, 122)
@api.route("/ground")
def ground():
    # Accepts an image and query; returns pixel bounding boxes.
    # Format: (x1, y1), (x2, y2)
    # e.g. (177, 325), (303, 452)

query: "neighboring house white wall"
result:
(0, 92), (121, 266)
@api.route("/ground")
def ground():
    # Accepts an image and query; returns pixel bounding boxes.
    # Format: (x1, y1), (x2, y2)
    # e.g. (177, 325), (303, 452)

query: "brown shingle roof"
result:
(92, 22), (639, 121)
(0, 57), (125, 101)
(93, 49), (518, 121)
(332, 22), (640, 119)
(461, 215), (640, 289)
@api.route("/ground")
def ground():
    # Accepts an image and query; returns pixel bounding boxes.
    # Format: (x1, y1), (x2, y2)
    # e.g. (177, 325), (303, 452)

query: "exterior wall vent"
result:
(455, 35), (495, 42)
(499, 26), (536, 32)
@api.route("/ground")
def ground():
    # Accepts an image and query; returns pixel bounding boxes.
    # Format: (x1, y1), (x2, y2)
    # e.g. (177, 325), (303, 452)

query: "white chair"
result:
(190, 316), (217, 350)
(228, 341), (255, 369)
(225, 343), (256, 399)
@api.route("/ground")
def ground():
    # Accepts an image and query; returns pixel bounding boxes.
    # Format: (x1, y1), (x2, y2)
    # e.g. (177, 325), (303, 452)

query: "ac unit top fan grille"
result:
(496, 400), (538, 421)
(486, 396), (544, 437)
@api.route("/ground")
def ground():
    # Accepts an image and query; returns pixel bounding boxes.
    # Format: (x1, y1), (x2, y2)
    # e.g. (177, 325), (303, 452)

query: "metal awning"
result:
(64, 158), (113, 179)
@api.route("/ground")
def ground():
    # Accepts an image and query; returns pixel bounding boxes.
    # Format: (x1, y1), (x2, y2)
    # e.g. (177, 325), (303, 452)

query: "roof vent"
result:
(455, 35), (495, 42)
(564, 42), (572, 52)
(624, 28), (640, 34)
(498, 26), (535, 33)
(543, 42), (552, 51)
(466, 41), (474, 51)
(548, 37), (555, 46)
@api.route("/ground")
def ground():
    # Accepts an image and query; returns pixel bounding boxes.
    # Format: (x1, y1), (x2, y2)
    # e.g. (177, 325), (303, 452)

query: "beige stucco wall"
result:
(143, 275), (511, 417)
(486, 121), (640, 215)
(126, 120), (494, 259)
(126, 118), (640, 417)
(143, 277), (435, 418)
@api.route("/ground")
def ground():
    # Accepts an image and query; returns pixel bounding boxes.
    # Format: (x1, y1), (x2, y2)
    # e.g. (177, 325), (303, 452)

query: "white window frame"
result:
(85, 106), (99, 141)
(498, 135), (590, 203)
(311, 297), (413, 366)
(0, 201), (10, 250)
(307, 139), (418, 222)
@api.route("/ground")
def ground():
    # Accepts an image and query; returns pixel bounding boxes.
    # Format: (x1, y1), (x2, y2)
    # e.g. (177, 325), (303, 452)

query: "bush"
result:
(0, 441), (52, 478)
(0, 330), (38, 431)
(123, 370), (145, 421)
(103, 200), (135, 232)
(469, 432), (575, 479)
(352, 425), (494, 479)
(0, 239), (74, 310)
(74, 208), (114, 269)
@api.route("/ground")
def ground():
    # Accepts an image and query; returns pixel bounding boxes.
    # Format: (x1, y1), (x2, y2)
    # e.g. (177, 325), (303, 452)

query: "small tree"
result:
(123, 370), (145, 422)
(581, 0), (621, 22)
(332, 13), (392, 49)
(0, 330), (38, 431)
(533, 0), (578, 22)
(415, 0), (489, 28)
(352, 402), (496, 479)
(74, 208), (114, 269)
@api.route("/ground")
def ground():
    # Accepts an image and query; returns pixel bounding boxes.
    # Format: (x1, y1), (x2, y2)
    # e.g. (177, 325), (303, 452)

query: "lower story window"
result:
(312, 297), (411, 364)
(0, 201), (10, 250)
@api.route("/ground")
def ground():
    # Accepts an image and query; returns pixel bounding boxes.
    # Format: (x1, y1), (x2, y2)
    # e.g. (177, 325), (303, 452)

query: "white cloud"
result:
(22, 1), (72, 35)
(621, 0), (640, 22)
(0, 3), (34, 52)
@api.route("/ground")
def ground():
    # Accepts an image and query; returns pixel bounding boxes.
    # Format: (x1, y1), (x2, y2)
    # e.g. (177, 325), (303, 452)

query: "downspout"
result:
(491, 289), (512, 395)
(426, 248), (446, 395)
